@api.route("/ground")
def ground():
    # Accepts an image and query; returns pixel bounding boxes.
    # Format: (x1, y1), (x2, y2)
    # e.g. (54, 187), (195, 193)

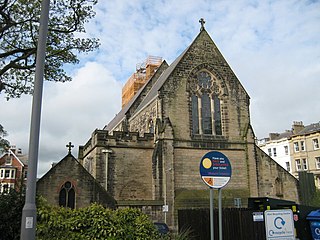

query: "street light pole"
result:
(20, 0), (50, 239)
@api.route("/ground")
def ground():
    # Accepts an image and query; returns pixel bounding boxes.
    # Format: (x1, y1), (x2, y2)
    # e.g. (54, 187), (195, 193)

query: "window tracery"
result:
(59, 181), (75, 209)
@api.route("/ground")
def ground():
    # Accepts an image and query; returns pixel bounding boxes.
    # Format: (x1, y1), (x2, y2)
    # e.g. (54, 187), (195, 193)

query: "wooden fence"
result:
(178, 208), (313, 240)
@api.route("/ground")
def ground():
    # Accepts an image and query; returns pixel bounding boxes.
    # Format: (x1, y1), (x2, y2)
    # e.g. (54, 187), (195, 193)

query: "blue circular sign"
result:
(199, 151), (232, 189)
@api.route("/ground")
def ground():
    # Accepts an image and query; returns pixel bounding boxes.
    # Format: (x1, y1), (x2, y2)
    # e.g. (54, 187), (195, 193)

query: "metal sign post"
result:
(210, 188), (214, 240)
(200, 151), (232, 240)
(218, 188), (222, 240)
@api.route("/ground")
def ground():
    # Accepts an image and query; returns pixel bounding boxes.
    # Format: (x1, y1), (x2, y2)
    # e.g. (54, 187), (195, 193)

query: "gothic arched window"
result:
(59, 181), (75, 209)
(191, 71), (222, 136)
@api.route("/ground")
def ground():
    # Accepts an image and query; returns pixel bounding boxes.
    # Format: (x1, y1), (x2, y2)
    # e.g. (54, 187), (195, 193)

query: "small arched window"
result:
(59, 181), (75, 209)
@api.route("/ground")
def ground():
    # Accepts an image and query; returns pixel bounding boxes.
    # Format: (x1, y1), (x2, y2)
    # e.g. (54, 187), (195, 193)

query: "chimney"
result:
(292, 121), (304, 134)
(269, 133), (280, 140)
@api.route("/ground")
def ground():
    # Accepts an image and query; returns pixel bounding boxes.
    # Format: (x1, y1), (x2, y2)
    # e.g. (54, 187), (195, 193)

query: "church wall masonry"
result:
(256, 147), (299, 202)
(159, 31), (251, 142)
(80, 130), (155, 201)
(37, 154), (115, 209)
(76, 25), (300, 230)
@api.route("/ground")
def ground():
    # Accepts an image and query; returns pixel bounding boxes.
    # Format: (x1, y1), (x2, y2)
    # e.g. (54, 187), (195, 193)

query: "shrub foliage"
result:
(37, 199), (161, 240)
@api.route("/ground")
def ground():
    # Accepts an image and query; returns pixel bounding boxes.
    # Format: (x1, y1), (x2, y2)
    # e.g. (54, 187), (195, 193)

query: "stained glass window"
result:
(197, 71), (211, 89)
(201, 93), (212, 134)
(213, 95), (222, 135)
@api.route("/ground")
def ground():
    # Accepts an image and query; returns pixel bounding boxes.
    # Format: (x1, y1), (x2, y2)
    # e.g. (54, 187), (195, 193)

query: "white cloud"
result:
(1, 0), (319, 177)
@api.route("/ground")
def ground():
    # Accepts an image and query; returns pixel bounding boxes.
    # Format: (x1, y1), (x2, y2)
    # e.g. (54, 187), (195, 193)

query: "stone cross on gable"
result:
(66, 142), (74, 154)
(199, 18), (205, 31)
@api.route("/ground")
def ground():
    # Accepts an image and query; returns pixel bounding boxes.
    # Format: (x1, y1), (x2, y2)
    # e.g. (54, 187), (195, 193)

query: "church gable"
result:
(157, 29), (250, 140)
(37, 153), (115, 209)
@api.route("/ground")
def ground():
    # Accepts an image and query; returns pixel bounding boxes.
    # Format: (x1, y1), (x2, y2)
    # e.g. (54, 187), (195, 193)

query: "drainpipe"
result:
(101, 149), (112, 191)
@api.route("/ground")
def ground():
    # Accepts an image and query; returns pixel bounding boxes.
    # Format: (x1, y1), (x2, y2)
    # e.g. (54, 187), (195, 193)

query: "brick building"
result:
(0, 146), (28, 193)
(76, 23), (299, 230)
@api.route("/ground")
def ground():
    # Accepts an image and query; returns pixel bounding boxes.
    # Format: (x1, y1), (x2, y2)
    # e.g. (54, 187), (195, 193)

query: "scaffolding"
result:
(122, 56), (162, 108)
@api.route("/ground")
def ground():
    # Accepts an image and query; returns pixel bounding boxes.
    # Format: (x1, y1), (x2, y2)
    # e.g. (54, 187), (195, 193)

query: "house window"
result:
(285, 162), (290, 172)
(191, 71), (222, 136)
(273, 148), (277, 157)
(5, 155), (12, 165)
(301, 141), (305, 151)
(294, 142), (299, 152)
(302, 158), (308, 170)
(268, 148), (272, 156)
(313, 139), (319, 149)
(0, 183), (14, 194)
(10, 169), (15, 179)
(4, 170), (10, 178)
(0, 169), (3, 178)
(316, 157), (320, 169)
(59, 181), (75, 209)
(24, 170), (28, 179)
(284, 146), (289, 155)
(2, 184), (9, 193)
(295, 159), (302, 171)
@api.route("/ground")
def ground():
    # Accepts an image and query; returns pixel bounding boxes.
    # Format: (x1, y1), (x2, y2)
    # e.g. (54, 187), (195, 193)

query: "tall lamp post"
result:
(20, 0), (50, 239)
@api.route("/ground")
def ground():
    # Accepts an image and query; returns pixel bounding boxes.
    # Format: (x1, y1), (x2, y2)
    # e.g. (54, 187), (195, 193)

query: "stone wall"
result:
(37, 154), (115, 209)
(159, 31), (250, 141)
(256, 147), (300, 202)
(79, 130), (155, 200)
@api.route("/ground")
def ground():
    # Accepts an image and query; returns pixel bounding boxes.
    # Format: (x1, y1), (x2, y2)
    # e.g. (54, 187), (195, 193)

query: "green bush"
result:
(36, 199), (161, 240)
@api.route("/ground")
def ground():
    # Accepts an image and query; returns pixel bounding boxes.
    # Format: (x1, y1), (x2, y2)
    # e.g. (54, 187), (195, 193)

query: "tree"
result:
(0, 124), (10, 151)
(0, 189), (25, 240)
(0, 0), (99, 98)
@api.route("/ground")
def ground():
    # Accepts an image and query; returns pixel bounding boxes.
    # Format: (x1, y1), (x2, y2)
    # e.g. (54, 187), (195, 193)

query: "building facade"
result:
(78, 24), (299, 230)
(0, 146), (28, 193)
(289, 122), (320, 188)
(258, 131), (293, 173)
(258, 121), (320, 188)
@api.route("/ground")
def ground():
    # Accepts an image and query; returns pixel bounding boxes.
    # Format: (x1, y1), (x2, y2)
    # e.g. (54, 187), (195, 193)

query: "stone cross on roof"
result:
(66, 142), (74, 154)
(199, 18), (205, 31)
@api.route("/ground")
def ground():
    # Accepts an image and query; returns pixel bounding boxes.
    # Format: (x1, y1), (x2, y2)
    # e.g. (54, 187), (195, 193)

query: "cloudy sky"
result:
(1, 0), (319, 177)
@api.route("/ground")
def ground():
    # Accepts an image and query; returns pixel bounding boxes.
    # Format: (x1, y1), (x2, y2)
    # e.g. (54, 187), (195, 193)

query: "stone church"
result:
(38, 21), (299, 230)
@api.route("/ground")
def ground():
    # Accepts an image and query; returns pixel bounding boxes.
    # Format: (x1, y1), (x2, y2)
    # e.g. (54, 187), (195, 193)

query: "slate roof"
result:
(133, 46), (190, 115)
(104, 32), (194, 131)
(297, 122), (320, 135)
(104, 28), (243, 131)
(104, 60), (169, 131)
